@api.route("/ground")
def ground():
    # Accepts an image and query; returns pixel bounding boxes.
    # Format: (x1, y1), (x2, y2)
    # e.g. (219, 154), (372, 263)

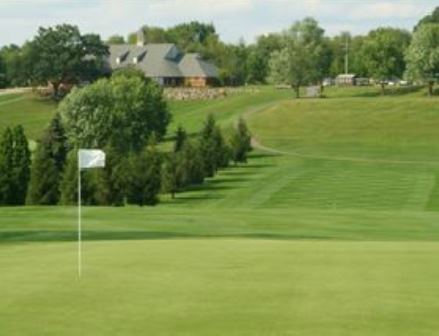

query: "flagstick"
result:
(78, 159), (82, 279)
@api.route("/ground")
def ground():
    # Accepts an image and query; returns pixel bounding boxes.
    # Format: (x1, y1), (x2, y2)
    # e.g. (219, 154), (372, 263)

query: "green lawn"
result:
(2, 85), (439, 335)
(2, 240), (439, 336)
(0, 93), (57, 140)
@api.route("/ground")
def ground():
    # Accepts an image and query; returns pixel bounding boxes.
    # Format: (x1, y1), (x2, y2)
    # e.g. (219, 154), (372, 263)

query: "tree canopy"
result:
(269, 18), (330, 97)
(59, 74), (170, 152)
(405, 23), (439, 96)
(27, 24), (108, 97)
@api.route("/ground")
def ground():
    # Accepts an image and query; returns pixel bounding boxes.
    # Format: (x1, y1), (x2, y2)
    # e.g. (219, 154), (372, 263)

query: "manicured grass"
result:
(2, 240), (439, 335)
(0, 93), (57, 140)
(2, 85), (439, 334)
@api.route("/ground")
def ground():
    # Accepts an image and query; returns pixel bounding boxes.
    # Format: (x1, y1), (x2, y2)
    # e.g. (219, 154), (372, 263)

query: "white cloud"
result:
(0, 0), (437, 46)
(350, 2), (430, 20)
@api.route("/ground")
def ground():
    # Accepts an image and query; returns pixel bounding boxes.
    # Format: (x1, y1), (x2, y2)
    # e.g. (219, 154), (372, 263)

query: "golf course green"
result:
(1, 86), (439, 335)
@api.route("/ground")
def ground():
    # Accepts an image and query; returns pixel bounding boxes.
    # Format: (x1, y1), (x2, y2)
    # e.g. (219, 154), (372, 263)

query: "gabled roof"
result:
(107, 43), (218, 79)
(108, 44), (183, 78)
(179, 53), (218, 78)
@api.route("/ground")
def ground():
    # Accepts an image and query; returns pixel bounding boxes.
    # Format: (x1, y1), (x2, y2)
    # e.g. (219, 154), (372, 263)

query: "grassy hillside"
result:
(2, 85), (439, 335)
(0, 93), (57, 140)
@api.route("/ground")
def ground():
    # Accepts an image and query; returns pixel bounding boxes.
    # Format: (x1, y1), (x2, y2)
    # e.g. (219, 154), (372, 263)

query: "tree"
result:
(246, 33), (283, 84)
(180, 139), (205, 186)
(59, 150), (96, 205)
(10, 126), (31, 205)
(59, 75), (170, 152)
(360, 28), (411, 94)
(0, 127), (14, 204)
(162, 153), (182, 199)
(0, 44), (33, 87)
(405, 24), (439, 96)
(94, 145), (125, 206)
(230, 118), (252, 164)
(174, 126), (187, 152)
(130, 26), (168, 45)
(269, 18), (329, 98)
(167, 21), (217, 52)
(27, 24), (108, 98)
(27, 142), (60, 205)
(27, 114), (68, 205)
(106, 35), (125, 44)
(0, 53), (6, 88)
(415, 7), (439, 31)
(212, 126), (230, 169)
(126, 140), (162, 206)
(200, 114), (217, 177)
(59, 151), (78, 205)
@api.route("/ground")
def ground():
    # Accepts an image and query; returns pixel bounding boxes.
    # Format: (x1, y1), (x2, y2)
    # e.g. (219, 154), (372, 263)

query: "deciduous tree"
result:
(405, 24), (439, 96)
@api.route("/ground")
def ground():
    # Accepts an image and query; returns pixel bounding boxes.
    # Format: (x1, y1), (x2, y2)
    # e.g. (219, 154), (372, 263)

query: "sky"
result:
(0, 0), (437, 46)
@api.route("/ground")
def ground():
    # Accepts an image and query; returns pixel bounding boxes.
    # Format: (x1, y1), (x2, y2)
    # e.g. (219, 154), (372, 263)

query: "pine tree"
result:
(59, 150), (97, 205)
(212, 126), (230, 169)
(200, 114), (217, 177)
(230, 118), (252, 164)
(27, 114), (68, 205)
(127, 140), (162, 206)
(0, 127), (14, 204)
(94, 145), (125, 206)
(174, 125), (187, 153)
(11, 125), (31, 205)
(59, 150), (78, 205)
(162, 153), (181, 199)
(27, 143), (59, 205)
(180, 139), (205, 186)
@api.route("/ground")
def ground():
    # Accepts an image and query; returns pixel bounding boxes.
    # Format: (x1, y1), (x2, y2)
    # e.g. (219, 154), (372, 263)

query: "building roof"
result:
(107, 44), (218, 79)
(179, 53), (219, 78)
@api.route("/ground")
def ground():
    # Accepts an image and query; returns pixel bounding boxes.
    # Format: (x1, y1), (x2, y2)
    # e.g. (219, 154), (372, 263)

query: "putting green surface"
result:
(2, 86), (439, 334)
(2, 240), (439, 336)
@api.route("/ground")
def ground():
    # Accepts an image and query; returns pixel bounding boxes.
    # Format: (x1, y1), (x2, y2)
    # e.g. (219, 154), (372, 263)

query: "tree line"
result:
(1, 7), (438, 93)
(0, 71), (252, 206)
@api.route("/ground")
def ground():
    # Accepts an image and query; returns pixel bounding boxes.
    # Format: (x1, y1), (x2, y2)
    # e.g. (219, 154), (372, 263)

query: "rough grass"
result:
(2, 85), (439, 335)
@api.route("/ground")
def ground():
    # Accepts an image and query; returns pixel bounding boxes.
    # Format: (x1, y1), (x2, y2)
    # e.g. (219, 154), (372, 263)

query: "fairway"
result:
(2, 86), (439, 334)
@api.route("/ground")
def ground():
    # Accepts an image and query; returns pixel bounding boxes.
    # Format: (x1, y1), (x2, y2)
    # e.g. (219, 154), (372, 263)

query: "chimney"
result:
(136, 29), (145, 47)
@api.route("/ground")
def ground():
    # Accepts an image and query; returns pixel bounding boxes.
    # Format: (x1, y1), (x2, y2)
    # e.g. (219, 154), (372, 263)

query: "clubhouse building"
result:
(107, 32), (219, 87)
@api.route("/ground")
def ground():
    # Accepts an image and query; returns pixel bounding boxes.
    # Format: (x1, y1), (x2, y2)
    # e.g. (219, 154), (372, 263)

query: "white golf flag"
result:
(78, 149), (105, 169)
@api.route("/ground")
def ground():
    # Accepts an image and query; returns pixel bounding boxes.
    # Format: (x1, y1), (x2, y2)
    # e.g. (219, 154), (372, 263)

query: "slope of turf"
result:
(2, 86), (439, 335)
(0, 93), (57, 140)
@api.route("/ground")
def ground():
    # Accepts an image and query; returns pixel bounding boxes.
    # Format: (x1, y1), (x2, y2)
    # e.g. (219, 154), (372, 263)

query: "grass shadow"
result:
(0, 230), (338, 244)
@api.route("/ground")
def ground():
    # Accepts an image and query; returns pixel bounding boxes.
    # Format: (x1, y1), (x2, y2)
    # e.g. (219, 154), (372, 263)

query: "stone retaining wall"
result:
(163, 87), (260, 101)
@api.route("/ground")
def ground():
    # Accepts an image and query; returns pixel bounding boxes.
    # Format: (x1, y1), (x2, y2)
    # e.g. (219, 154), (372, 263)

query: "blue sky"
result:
(0, 0), (437, 46)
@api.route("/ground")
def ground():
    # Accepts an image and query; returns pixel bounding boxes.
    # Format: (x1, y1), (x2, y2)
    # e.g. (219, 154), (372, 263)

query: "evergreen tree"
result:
(174, 125), (187, 152)
(212, 126), (230, 169)
(200, 114), (217, 177)
(180, 139), (205, 186)
(59, 150), (78, 205)
(94, 145), (126, 206)
(0, 127), (14, 204)
(27, 142), (59, 205)
(127, 140), (162, 206)
(11, 125), (31, 205)
(230, 118), (252, 164)
(27, 114), (67, 205)
(162, 153), (182, 199)
(59, 150), (96, 205)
